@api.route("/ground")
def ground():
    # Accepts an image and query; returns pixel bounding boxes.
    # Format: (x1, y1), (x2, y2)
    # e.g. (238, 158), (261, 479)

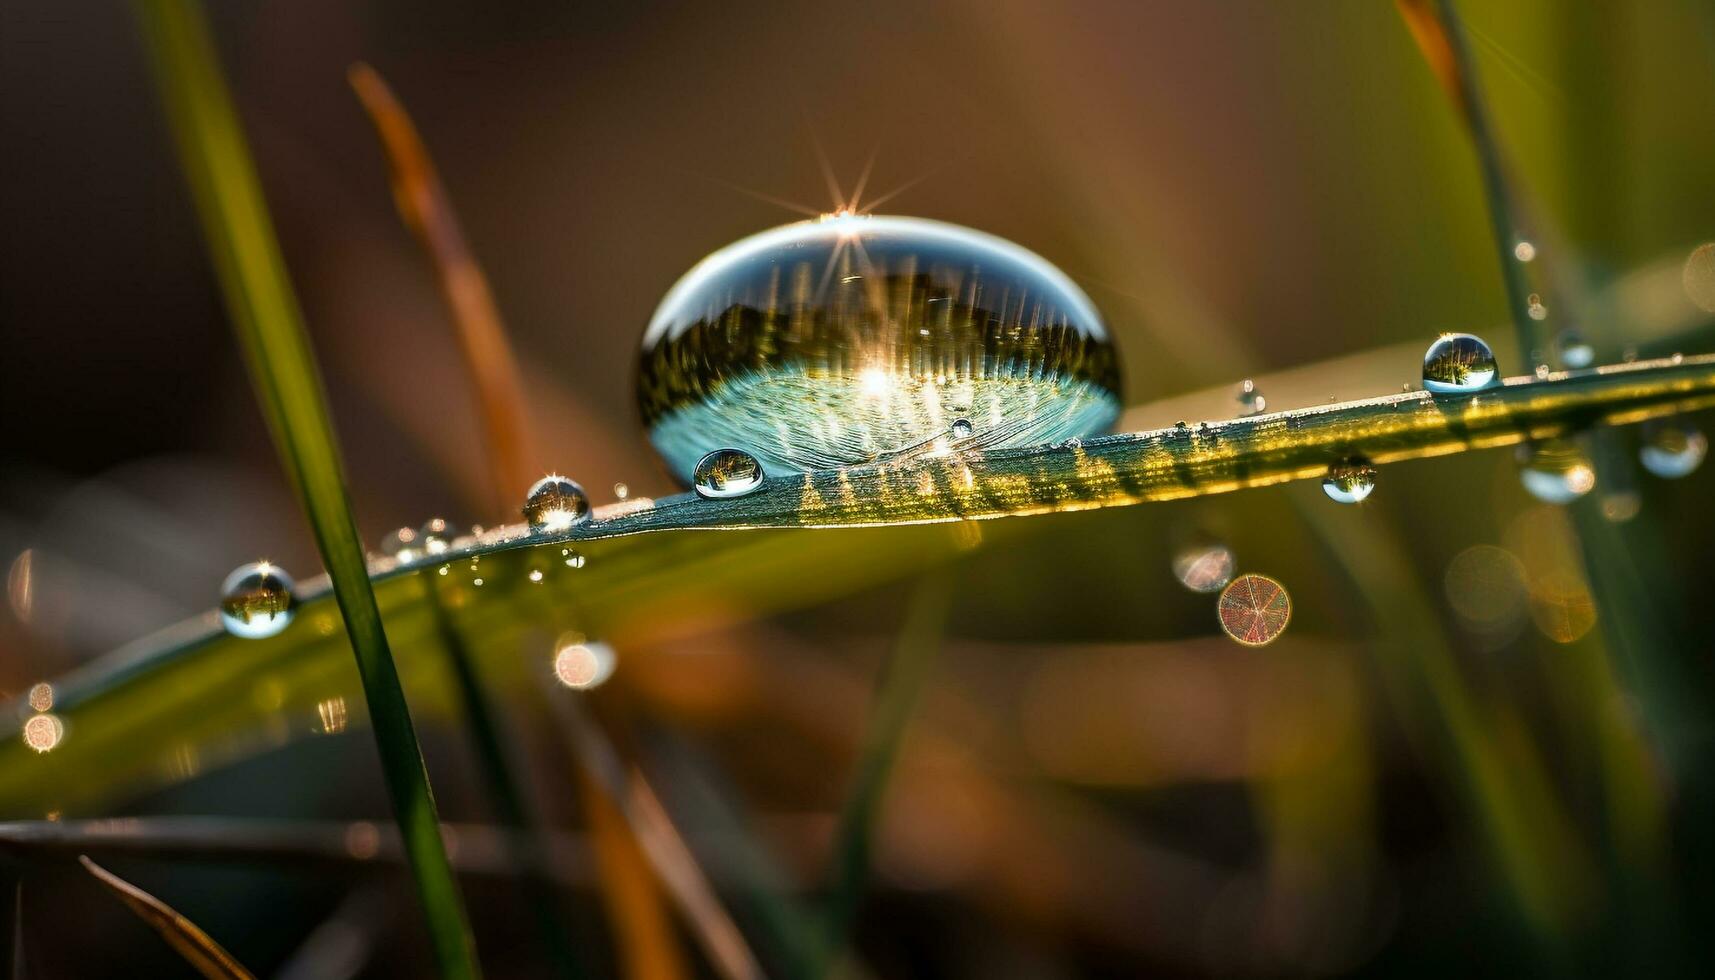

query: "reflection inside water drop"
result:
(1517, 440), (1595, 504)
(1422, 333), (1499, 393)
(637, 216), (1122, 482)
(693, 448), (766, 499)
(1640, 423), (1707, 479)
(220, 562), (296, 639)
(1321, 457), (1377, 504)
(951, 418), (975, 440)
(524, 475), (590, 531)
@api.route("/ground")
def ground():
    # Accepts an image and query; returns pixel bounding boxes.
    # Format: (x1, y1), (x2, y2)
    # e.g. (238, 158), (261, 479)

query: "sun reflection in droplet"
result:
(554, 635), (616, 690)
(22, 713), (64, 753)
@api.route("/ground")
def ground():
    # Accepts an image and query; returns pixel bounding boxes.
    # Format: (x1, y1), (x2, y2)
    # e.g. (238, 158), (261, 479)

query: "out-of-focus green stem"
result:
(132, 2), (479, 976)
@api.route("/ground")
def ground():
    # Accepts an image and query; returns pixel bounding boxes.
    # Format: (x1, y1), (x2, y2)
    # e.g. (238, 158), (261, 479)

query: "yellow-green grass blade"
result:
(131, 1), (478, 976)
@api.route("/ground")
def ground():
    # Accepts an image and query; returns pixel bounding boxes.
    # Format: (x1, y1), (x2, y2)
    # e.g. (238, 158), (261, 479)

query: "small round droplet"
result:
(1556, 330), (1595, 369)
(1513, 240), (1537, 263)
(951, 418), (975, 440)
(553, 636), (616, 690)
(1422, 333), (1499, 393)
(1217, 574), (1291, 647)
(1517, 440), (1596, 504)
(1639, 423), (1707, 479)
(1535, 364), (1551, 380)
(1527, 294), (1548, 321)
(693, 449), (765, 499)
(220, 562), (296, 639)
(527, 568), (545, 583)
(1600, 491), (1641, 523)
(613, 482), (631, 500)
(523, 475), (591, 532)
(1321, 457), (1377, 504)
(379, 527), (418, 559)
(561, 548), (586, 569)
(417, 518), (458, 555)
(1172, 541), (1235, 594)
(26, 682), (53, 713)
(21, 713), (63, 753)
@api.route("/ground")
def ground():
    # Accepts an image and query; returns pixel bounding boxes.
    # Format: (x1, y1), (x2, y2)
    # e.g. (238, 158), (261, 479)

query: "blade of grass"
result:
(816, 573), (954, 974)
(79, 855), (254, 980)
(346, 63), (537, 511)
(131, 2), (479, 976)
(8, 880), (20, 980)
(423, 577), (587, 978)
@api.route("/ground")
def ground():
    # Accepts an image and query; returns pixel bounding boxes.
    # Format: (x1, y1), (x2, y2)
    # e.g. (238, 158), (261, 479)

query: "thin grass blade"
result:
(131, 2), (478, 975)
(78, 856), (254, 980)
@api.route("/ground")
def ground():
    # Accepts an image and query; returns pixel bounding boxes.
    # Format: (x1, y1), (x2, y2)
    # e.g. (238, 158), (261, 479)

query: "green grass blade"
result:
(131, 2), (479, 976)
(817, 573), (953, 974)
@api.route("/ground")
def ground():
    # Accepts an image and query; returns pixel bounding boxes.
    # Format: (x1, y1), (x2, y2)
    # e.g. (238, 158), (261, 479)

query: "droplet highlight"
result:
(219, 561), (296, 639)
(1321, 457), (1377, 504)
(1639, 423), (1707, 479)
(417, 518), (458, 555)
(1517, 440), (1596, 504)
(553, 635), (616, 690)
(21, 713), (63, 753)
(1555, 330), (1595, 369)
(523, 475), (591, 532)
(1217, 574), (1291, 647)
(693, 449), (766, 499)
(1422, 333), (1499, 393)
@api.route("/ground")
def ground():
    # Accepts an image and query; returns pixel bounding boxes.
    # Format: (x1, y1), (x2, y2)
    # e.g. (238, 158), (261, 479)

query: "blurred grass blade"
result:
(1396, 0), (1538, 352)
(132, 2), (479, 976)
(8, 880), (21, 980)
(347, 63), (537, 511)
(818, 573), (953, 972)
(78, 856), (254, 980)
(547, 696), (763, 980)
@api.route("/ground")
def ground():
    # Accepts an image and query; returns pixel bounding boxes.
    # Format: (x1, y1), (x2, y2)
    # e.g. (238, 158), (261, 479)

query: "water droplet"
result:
(379, 527), (417, 560)
(1622, 346), (1638, 363)
(26, 683), (53, 713)
(1639, 422), (1707, 479)
(1556, 330), (1595, 369)
(553, 635), (616, 690)
(523, 475), (590, 531)
(1172, 541), (1235, 593)
(613, 482), (630, 500)
(1217, 574), (1291, 646)
(21, 713), (63, 753)
(1517, 440), (1596, 504)
(417, 518), (458, 555)
(951, 418), (975, 440)
(1513, 240), (1537, 262)
(561, 548), (586, 569)
(528, 568), (545, 583)
(1600, 491), (1641, 523)
(1527, 294), (1548, 321)
(1684, 243), (1715, 313)
(1535, 364), (1551, 380)
(220, 561), (296, 639)
(1321, 457), (1377, 504)
(638, 216), (1122, 482)
(693, 448), (766, 499)
(1422, 333), (1499, 393)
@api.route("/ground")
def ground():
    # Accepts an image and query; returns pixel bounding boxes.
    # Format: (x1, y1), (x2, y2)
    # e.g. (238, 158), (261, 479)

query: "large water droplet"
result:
(1422, 333), (1499, 393)
(1217, 574), (1291, 647)
(1172, 540), (1235, 593)
(220, 561), (296, 639)
(951, 418), (975, 440)
(1639, 422), (1708, 479)
(1426, 329), (1495, 391)
(1321, 456), (1377, 504)
(637, 215), (1122, 482)
(523, 475), (590, 531)
(553, 634), (616, 690)
(1556, 330), (1595, 369)
(1517, 440), (1596, 504)
(693, 448), (766, 499)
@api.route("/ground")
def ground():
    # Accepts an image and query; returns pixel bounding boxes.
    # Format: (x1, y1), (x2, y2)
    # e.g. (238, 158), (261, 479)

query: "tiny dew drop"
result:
(220, 561), (296, 639)
(1172, 540), (1235, 593)
(951, 418), (975, 440)
(1517, 440), (1596, 504)
(1527, 293), (1548, 321)
(1217, 574), (1291, 646)
(1639, 422), (1708, 479)
(1321, 456), (1377, 504)
(379, 527), (418, 560)
(1556, 329), (1595, 369)
(523, 475), (590, 531)
(1513, 239), (1537, 262)
(417, 518), (458, 555)
(693, 448), (765, 499)
(1422, 333), (1499, 393)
